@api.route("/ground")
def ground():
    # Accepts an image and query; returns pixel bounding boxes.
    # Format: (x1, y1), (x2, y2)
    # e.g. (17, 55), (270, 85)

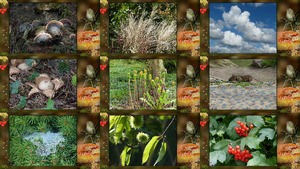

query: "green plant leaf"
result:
(154, 141), (167, 166)
(28, 72), (40, 81)
(25, 59), (35, 66)
(71, 76), (77, 86)
(213, 139), (231, 151)
(10, 80), (21, 94)
(17, 96), (26, 109)
(120, 146), (131, 166)
(44, 98), (56, 110)
(225, 117), (245, 140)
(240, 136), (261, 149)
(258, 128), (275, 141)
(142, 136), (159, 164)
(209, 150), (226, 166)
(246, 116), (265, 128)
(247, 151), (276, 166)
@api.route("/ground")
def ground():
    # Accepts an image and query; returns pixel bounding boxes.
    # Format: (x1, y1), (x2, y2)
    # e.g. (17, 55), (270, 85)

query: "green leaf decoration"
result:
(10, 80), (21, 94)
(17, 96), (26, 109)
(209, 150), (226, 166)
(142, 136), (159, 164)
(154, 141), (167, 166)
(71, 76), (77, 86)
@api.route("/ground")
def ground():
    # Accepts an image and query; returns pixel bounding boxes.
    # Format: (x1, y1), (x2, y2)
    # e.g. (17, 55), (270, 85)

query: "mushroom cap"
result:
(19, 23), (32, 33)
(42, 90), (55, 98)
(35, 74), (51, 86)
(31, 20), (42, 29)
(59, 19), (72, 27)
(46, 20), (63, 36)
(38, 80), (54, 91)
(34, 33), (52, 43)
(51, 78), (64, 91)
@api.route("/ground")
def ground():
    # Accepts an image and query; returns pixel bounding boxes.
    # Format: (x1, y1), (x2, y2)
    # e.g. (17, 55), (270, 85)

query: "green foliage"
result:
(25, 59), (35, 66)
(10, 80), (21, 94)
(109, 115), (176, 166)
(43, 98), (56, 110)
(71, 76), (77, 86)
(109, 59), (176, 110)
(57, 59), (71, 74)
(17, 96), (27, 109)
(261, 59), (276, 67)
(9, 115), (77, 166)
(209, 115), (277, 166)
(28, 72), (40, 81)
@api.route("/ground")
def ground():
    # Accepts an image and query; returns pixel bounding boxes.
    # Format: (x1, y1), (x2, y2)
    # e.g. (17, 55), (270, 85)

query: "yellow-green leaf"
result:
(142, 136), (159, 164)
(154, 141), (167, 166)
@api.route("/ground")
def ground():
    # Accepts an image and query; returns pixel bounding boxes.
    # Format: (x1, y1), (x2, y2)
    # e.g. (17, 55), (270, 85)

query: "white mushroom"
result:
(46, 20), (63, 36)
(34, 33), (52, 43)
(25, 74), (64, 99)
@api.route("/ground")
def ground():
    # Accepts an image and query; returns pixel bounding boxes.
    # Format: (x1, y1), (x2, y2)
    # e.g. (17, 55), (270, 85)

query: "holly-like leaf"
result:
(28, 72), (40, 81)
(44, 98), (56, 110)
(154, 141), (167, 166)
(258, 128), (276, 141)
(246, 116), (265, 128)
(17, 96), (26, 109)
(10, 80), (21, 94)
(142, 136), (159, 164)
(209, 150), (226, 166)
(25, 59), (35, 66)
(240, 136), (261, 149)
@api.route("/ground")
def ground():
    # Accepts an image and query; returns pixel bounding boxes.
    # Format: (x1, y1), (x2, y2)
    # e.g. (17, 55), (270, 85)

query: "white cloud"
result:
(210, 18), (224, 39)
(256, 21), (267, 28)
(220, 31), (243, 46)
(254, 3), (264, 7)
(214, 5), (225, 12)
(222, 5), (275, 43)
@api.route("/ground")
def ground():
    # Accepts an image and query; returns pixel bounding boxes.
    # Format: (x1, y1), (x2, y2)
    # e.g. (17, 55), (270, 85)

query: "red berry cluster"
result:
(234, 120), (253, 137)
(228, 145), (252, 162)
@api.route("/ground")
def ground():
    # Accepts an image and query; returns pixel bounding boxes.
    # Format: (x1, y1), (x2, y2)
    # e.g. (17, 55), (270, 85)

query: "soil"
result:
(9, 3), (77, 53)
(9, 59), (77, 110)
(210, 67), (276, 83)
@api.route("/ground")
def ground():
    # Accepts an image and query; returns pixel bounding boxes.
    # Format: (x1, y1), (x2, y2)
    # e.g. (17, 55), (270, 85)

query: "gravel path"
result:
(209, 66), (277, 110)
(209, 83), (276, 110)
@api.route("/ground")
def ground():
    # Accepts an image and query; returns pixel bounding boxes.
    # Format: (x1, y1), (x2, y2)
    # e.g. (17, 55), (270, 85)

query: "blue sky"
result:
(209, 3), (277, 53)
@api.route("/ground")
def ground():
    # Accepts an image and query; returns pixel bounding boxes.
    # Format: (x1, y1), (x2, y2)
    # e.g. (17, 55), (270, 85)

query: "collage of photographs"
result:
(0, 0), (299, 169)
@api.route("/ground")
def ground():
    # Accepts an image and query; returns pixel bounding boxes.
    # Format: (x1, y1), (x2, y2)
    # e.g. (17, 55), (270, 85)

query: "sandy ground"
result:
(210, 67), (276, 83)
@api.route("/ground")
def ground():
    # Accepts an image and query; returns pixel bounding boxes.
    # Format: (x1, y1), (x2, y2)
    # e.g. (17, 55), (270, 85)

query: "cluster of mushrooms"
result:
(10, 59), (64, 99)
(19, 19), (75, 44)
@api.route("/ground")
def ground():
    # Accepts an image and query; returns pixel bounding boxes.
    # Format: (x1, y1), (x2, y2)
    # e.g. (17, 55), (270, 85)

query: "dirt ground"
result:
(210, 67), (277, 83)
(9, 59), (77, 110)
(9, 3), (77, 53)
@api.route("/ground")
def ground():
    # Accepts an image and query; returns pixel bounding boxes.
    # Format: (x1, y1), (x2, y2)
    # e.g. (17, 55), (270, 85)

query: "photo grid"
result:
(0, 0), (299, 169)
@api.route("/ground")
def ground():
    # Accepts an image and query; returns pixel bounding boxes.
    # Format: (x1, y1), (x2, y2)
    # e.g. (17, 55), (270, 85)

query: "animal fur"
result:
(228, 74), (253, 82)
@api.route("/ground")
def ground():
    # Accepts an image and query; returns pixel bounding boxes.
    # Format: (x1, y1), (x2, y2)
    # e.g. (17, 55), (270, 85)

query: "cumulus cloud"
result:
(222, 5), (275, 43)
(220, 31), (243, 46)
(210, 18), (224, 39)
(209, 4), (277, 53)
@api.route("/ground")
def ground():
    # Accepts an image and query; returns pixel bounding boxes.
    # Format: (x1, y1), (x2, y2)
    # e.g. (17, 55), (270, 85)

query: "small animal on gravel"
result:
(228, 74), (253, 82)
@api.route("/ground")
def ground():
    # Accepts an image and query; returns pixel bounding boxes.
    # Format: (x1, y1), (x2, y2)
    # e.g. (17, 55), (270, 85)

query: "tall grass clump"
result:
(117, 7), (176, 53)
